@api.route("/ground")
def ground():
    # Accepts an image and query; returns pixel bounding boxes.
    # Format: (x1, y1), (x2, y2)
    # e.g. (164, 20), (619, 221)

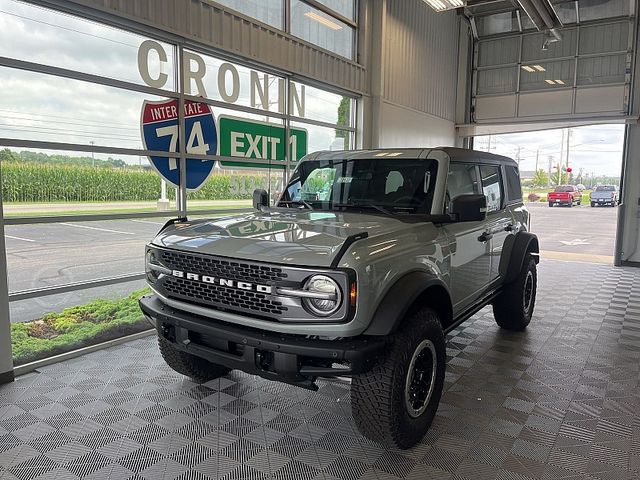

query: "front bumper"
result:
(139, 295), (386, 389)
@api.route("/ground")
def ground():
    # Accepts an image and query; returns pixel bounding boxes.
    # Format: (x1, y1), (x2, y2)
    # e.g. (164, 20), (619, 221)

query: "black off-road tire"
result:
(591, 202), (595, 207)
(351, 308), (446, 449)
(158, 336), (231, 383)
(548, 202), (553, 207)
(493, 254), (537, 331)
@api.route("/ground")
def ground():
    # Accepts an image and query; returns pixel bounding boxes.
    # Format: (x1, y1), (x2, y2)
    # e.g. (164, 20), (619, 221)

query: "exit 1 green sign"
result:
(218, 115), (307, 169)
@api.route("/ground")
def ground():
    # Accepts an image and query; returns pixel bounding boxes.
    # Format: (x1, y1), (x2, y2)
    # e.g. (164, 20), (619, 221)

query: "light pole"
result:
(89, 141), (95, 168)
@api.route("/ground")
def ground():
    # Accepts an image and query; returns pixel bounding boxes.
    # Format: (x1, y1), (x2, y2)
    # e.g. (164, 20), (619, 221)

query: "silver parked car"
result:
(140, 148), (539, 449)
(590, 185), (619, 207)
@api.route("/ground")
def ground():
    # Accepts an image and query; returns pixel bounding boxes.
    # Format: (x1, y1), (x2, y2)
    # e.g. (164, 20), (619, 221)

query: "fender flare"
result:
(500, 231), (539, 284)
(364, 272), (452, 336)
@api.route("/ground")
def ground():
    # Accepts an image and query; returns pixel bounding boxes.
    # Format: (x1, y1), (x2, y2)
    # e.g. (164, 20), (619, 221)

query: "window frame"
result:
(0, 0), (361, 371)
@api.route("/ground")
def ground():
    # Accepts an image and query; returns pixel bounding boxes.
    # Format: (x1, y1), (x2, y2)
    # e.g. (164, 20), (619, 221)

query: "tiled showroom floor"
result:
(1, 258), (640, 480)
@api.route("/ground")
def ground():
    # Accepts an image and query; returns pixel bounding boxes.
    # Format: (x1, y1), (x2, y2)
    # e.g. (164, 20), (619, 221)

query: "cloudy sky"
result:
(0, 0), (349, 164)
(474, 124), (625, 177)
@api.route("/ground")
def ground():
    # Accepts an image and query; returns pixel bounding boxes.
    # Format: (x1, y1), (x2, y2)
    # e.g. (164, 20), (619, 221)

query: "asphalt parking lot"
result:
(4, 203), (618, 323)
(527, 201), (618, 259)
(5, 218), (169, 323)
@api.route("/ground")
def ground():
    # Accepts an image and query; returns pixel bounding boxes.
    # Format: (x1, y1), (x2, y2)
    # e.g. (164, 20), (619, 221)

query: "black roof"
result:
(438, 147), (518, 167)
(310, 147), (518, 167)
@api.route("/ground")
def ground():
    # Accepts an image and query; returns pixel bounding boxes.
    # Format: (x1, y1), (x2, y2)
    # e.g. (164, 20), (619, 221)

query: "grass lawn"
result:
(524, 189), (592, 205)
(3, 201), (252, 218)
(11, 288), (152, 366)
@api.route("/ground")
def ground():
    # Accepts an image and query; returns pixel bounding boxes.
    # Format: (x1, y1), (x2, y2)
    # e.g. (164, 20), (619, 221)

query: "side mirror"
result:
(449, 194), (487, 222)
(253, 189), (269, 211)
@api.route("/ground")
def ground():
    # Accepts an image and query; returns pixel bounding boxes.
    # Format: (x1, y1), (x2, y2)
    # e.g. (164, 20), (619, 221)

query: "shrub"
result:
(11, 288), (152, 366)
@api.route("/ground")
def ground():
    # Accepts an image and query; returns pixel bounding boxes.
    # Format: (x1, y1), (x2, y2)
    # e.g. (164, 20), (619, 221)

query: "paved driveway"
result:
(526, 201), (617, 261)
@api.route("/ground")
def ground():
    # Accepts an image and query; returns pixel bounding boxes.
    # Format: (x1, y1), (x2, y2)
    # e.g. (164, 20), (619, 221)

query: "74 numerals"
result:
(155, 121), (210, 170)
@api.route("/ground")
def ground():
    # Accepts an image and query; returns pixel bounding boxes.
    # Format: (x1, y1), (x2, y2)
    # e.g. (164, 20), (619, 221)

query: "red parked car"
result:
(548, 185), (581, 207)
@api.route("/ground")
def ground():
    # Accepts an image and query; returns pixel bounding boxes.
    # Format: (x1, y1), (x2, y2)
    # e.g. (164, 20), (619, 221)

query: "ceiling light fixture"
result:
(533, 65), (546, 72)
(304, 11), (342, 30)
(555, 79), (565, 85)
(522, 65), (536, 72)
(545, 79), (556, 85)
(422, 0), (466, 12)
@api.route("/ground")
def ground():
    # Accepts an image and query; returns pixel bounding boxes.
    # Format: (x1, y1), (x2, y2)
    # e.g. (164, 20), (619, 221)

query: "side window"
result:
(505, 165), (522, 202)
(480, 165), (503, 213)
(447, 163), (478, 198)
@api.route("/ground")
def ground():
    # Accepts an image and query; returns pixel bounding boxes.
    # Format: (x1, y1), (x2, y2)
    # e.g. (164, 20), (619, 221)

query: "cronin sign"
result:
(138, 41), (308, 190)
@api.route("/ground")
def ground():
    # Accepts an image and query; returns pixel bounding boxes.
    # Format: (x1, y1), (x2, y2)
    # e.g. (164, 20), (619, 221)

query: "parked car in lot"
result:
(590, 185), (619, 207)
(140, 148), (539, 449)
(548, 185), (581, 207)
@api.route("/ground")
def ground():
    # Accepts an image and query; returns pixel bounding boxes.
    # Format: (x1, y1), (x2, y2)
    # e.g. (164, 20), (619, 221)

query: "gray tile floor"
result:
(1, 259), (640, 480)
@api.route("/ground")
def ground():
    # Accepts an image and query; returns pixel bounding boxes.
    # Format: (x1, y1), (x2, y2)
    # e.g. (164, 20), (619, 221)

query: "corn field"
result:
(0, 162), (268, 203)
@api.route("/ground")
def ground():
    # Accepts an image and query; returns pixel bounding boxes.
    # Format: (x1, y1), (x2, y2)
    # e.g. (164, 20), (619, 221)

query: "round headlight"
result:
(146, 250), (160, 283)
(303, 275), (342, 317)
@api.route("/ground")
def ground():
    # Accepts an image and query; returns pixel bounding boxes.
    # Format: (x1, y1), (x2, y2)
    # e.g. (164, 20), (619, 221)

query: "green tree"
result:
(531, 169), (549, 187)
(335, 97), (350, 141)
(0, 148), (21, 162)
(550, 170), (568, 185)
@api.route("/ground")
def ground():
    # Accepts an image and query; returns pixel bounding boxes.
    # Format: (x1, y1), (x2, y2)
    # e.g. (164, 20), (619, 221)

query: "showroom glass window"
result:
(213, 0), (284, 28)
(0, 0), (357, 366)
(211, 0), (357, 60)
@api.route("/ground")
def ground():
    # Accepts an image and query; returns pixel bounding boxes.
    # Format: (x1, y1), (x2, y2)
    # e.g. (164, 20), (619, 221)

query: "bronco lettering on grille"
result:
(171, 270), (272, 294)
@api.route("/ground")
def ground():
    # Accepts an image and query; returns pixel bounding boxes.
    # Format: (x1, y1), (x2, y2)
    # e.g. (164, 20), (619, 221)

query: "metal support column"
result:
(0, 165), (15, 384)
(616, 12), (640, 267)
(177, 45), (188, 217)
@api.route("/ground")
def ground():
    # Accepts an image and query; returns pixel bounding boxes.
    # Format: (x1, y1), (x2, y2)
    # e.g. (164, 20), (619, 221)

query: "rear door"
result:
(478, 164), (515, 283)
(443, 162), (491, 314)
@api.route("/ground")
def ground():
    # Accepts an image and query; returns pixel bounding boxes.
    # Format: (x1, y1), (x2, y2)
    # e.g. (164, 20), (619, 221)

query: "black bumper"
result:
(139, 295), (386, 389)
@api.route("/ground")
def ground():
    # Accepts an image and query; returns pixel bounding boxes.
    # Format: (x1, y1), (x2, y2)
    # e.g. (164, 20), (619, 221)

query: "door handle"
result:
(478, 232), (493, 242)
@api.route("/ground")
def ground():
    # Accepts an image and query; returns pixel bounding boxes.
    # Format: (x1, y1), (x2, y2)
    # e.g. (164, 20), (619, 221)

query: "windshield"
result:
(554, 186), (574, 192)
(279, 158), (438, 214)
(595, 185), (616, 192)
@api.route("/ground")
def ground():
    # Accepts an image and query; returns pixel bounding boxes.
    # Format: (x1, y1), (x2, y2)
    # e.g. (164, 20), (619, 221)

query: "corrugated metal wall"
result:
(383, 0), (459, 122)
(51, 0), (367, 93)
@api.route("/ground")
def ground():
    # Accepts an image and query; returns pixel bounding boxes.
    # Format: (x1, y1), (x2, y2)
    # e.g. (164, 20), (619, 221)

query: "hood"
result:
(152, 210), (420, 267)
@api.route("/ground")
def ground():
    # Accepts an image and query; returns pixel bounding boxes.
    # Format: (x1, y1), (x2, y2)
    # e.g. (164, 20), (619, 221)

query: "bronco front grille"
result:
(163, 277), (288, 316)
(159, 250), (287, 283)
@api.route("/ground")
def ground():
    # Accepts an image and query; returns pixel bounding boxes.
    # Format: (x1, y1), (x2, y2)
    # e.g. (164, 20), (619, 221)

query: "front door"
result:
(444, 162), (491, 315)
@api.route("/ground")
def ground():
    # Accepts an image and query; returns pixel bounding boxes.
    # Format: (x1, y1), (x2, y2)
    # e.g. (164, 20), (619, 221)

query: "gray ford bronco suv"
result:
(140, 147), (539, 449)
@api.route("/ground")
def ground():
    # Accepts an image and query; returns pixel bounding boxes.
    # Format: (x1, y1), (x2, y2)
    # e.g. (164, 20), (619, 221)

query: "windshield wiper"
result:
(277, 200), (314, 210)
(332, 203), (393, 215)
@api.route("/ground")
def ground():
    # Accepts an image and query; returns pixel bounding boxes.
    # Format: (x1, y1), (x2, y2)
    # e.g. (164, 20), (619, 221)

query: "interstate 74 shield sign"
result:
(141, 99), (217, 190)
